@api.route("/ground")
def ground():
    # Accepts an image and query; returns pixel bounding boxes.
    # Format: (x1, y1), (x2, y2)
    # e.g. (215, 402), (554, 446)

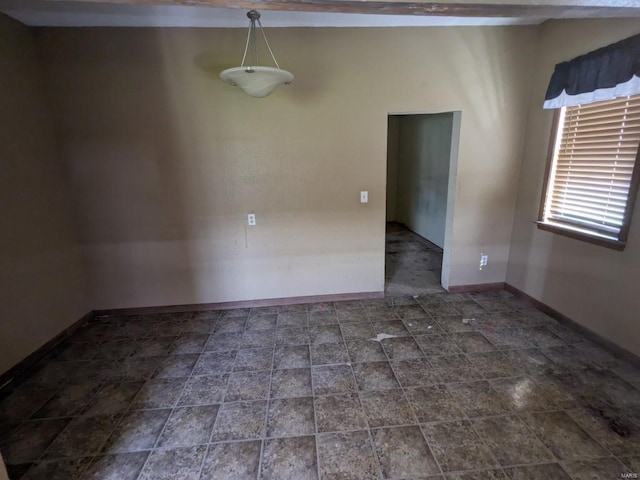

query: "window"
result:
(538, 94), (640, 250)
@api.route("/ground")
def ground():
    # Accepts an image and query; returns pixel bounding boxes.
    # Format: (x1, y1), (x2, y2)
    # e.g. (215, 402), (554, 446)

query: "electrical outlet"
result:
(247, 214), (256, 226)
(479, 253), (488, 270)
(360, 191), (368, 203)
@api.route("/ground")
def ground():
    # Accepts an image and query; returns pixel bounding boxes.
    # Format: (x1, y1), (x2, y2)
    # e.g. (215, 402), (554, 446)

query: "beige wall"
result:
(34, 26), (536, 309)
(0, 15), (87, 375)
(507, 19), (640, 356)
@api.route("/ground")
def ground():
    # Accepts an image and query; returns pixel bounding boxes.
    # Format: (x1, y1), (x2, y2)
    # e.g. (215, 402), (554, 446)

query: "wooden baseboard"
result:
(446, 282), (505, 294)
(94, 291), (385, 317)
(505, 283), (640, 368)
(0, 310), (95, 394)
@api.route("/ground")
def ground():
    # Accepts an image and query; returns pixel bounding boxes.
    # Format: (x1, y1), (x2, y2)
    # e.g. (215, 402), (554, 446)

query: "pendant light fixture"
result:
(220, 10), (294, 98)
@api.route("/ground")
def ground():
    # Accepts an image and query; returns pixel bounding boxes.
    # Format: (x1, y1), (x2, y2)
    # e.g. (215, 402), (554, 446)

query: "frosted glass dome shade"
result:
(220, 66), (294, 98)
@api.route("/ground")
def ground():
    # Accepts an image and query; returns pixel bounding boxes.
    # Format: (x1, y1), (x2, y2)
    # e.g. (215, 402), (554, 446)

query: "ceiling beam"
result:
(40, 0), (640, 18)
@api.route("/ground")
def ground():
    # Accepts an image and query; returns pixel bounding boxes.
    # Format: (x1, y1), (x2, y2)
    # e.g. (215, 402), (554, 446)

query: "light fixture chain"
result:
(253, 17), (259, 67)
(257, 18), (281, 69)
(240, 18), (252, 67)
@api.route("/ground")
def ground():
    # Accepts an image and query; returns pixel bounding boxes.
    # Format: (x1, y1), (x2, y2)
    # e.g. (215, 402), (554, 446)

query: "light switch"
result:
(360, 191), (368, 203)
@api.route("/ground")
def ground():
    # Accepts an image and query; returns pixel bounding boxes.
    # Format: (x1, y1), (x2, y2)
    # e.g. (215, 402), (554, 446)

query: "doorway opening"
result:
(385, 111), (461, 295)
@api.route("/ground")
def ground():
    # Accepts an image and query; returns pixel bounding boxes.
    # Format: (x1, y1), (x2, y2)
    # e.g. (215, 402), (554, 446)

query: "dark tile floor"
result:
(1, 293), (639, 480)
(385, 222), (444, 296)
(0, 224), (639, 479)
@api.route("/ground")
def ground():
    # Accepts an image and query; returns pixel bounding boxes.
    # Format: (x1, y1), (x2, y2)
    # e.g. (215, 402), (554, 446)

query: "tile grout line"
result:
(356, 298), (442, 478)
(351, 305), (385, 480)
(31, 327), (152, 473)
(72, 371), (143, 477)
(420, 305), (615, 476)
(424, 297), (558, 475)
(203, 313), (252, 449)
(315, 303), (380, 478)
(417, 297), (518, 475)
(423, 298), (511, 476)
(384, 300), (448, 478)
(512, 410), (592, 480)
(191, 312), (229, 480)
(133, 317), (196, 480)
(29, 378), (110, 467)
(563, 408), (631, 460)
(517, 409), (622, 480)
(135, 311), (222, 480)
(307, 307), (324, 480)
(255, 306), (281, 480)
(35, 316), (173, 477)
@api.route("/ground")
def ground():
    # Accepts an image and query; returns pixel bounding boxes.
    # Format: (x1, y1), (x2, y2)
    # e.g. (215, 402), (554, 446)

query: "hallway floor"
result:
(1, 291), (640, 479)
(385, 222), (444, 297)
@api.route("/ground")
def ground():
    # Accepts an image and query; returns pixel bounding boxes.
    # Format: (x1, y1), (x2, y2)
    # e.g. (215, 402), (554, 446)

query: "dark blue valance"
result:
(543, 33), (640, 109)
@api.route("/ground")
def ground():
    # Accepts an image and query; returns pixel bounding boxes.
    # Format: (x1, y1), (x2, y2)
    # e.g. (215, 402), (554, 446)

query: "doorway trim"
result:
(441, 111), (461, 290)
(385, 110), (462, 290)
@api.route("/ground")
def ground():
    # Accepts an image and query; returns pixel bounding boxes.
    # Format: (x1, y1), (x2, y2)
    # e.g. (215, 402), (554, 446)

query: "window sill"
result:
(535, 221), (626, 251)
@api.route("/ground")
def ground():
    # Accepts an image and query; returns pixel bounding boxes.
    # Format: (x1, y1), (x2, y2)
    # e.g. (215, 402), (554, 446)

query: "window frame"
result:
(537, 102), (640, 251)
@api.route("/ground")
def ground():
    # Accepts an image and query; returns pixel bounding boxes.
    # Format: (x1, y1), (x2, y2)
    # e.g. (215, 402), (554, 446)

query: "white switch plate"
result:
(360, 191), (368, 203)
(247, 214), (256, 226)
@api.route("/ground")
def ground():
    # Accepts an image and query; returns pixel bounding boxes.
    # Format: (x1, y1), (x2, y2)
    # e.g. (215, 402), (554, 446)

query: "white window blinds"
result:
(542, 94), (640, 241)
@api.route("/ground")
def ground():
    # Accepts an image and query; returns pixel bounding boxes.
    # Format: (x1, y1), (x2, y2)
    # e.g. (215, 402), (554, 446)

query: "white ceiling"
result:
(0, 0), (545, 27)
